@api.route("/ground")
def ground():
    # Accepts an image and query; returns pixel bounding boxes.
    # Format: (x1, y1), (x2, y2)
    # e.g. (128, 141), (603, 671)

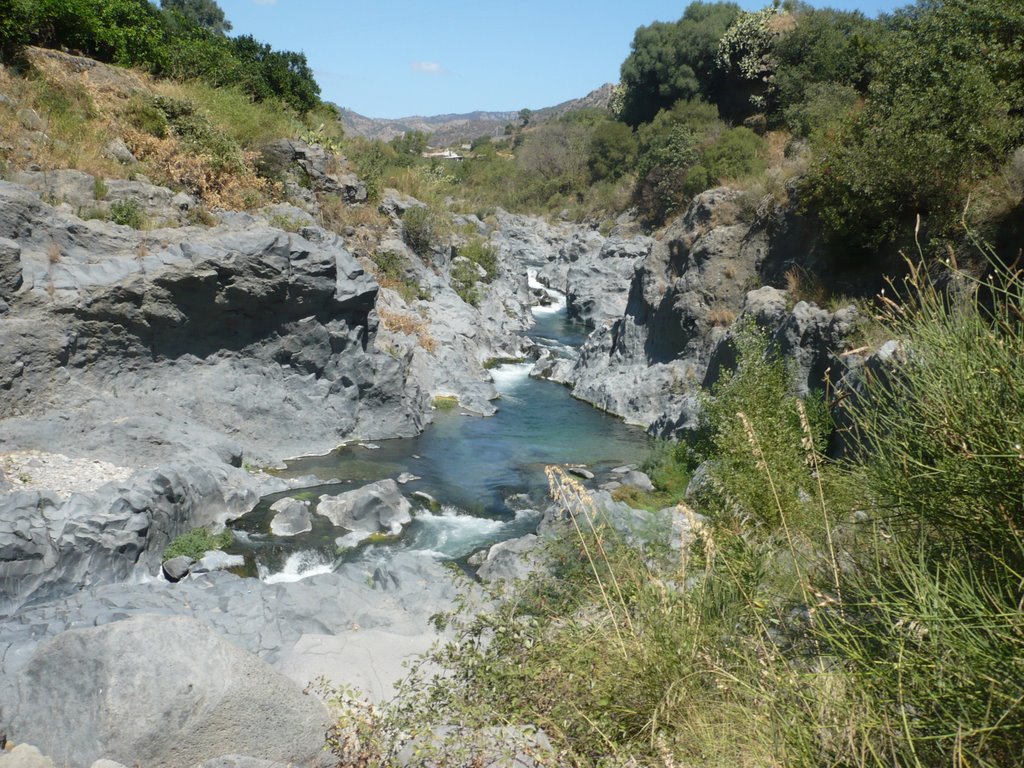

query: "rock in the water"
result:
(566, 466), (595, 480)
(161, 555), (193, 582)
(411, 490), (438, 508)
(191, 550), (245, 575)
(316, 479), (412, 533)
(268, 497), (312, 537)
(396, 472), (420, 484)
(477, 535), (543, 583)
(6, 615), (328, 768)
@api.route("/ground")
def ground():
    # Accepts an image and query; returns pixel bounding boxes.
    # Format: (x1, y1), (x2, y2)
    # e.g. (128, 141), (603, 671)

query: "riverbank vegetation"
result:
(349, 241), (1024, 767)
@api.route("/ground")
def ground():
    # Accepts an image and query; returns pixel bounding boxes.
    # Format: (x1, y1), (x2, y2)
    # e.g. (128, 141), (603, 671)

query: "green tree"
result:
(714, 6), (783, 118)
(771, 6), (884, 120)
(801, 0), (1024, 256)
(228, 35), (320, 112)
(516, 120), (592, 198)
(619, 1), (741, 127)
(0, 0), (29, 63)
(161, 0), (231, 35)
(390, 130), (428, 164)
(587, 120), (637, 182)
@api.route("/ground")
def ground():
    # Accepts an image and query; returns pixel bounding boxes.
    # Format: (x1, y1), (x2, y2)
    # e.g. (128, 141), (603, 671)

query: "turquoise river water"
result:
(229, 285), (652, 581)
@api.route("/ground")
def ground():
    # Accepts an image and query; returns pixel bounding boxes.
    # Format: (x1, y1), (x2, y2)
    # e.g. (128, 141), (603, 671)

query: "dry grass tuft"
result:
(378, 309), (437, 352)
(123, 128), (276, 209)
(706, 306), (737, 327)
(784, 265), (828, 307)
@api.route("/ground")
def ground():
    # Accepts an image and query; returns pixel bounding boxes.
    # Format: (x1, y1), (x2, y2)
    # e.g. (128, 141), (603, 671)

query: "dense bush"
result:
(160, 0), (230, 35)
(109, 198), (144, 228)
(782, 80), (859, 143)
(0, 0), (30, 63)
(633, 98), (722, 224)
(771, 7), (882, 122)
(800, 0), (1024, 256)
(695, 125), (765, 184)
(586, 120), (636, 182)
(9, 0), (320, 113)
(401, 205), (440, 255)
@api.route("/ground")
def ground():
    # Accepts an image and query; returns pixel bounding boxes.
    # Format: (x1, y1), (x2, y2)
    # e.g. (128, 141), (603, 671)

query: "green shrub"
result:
(450, 259), (482, 307)
(109, 198), (144, 228)
(587, 120), (637, 182)
(456, 238), (497, 282)
(633, 98), (722, 224)
(700, 126), (765, 183)
(125, 94), (171, 138)
(401, 206), (435, 254)
(163, 527), (233, 561)
(0, 0), (30, 64)
(348, 138), (395, 202)
(782, 81), (859, 143)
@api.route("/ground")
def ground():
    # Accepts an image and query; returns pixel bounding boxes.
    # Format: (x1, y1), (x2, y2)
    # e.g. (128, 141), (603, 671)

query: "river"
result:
(229, 279), (652, 581)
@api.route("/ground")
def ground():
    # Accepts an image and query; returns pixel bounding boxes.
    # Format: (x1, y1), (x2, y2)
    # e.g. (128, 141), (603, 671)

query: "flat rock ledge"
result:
(0, 450), (136, 498)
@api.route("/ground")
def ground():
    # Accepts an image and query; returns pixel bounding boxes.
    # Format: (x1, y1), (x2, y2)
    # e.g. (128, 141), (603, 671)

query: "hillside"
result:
(338, 83), (616, 145)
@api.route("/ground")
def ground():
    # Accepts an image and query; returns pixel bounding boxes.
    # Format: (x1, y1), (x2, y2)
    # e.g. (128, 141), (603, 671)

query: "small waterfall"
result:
(527, 269), (567, 316)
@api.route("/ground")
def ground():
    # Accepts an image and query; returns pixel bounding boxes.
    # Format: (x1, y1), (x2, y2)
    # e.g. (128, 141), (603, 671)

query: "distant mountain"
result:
(338, 83), (616, 146)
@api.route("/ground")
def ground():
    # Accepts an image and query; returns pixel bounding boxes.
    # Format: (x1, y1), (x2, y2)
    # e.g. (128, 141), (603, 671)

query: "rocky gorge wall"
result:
(519, 188), (863, 437)
(0, 164), (546, 617)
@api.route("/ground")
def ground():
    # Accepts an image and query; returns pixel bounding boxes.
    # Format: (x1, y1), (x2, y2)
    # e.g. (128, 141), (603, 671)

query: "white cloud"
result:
(251, 0), (278, 5)
(411, 61), (442, 75)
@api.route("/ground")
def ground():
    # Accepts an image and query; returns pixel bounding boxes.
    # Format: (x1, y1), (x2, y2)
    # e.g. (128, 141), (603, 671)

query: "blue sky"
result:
(216, 1), (908, 119)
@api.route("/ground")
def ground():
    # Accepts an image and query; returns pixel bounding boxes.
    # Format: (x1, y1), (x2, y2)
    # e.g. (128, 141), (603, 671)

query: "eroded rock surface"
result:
(317, 479), (413, 533)
(6, 615), (329, 768)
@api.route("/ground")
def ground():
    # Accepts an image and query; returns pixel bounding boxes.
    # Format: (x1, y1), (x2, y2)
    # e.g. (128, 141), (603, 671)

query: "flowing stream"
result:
(229, 277), (651, 581)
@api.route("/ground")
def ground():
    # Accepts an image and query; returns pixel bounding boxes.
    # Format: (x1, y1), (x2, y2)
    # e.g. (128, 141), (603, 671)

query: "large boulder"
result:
(565, 235), (653, 329)
(476, 534), (543, 583)
(269, 497), (313, 536)
(6, 615), (329, 768)
(0, 179), (432, 466)
(259, 139), (366, 202)
(316, 479), (412, 533)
